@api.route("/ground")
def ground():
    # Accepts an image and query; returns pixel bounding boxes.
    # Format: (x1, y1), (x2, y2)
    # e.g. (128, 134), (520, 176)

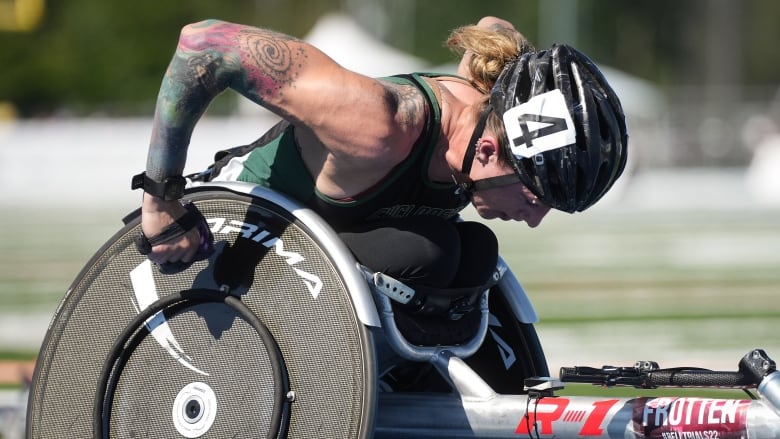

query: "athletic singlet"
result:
(209, 73), (470, 231)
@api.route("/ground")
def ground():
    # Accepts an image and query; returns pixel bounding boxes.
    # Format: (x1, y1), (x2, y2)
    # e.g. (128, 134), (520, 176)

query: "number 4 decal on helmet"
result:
(503, 89), (576, 159)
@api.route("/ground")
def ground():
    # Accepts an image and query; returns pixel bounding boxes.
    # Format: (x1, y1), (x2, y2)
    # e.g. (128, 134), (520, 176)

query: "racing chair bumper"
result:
(361, 264), (492, 362)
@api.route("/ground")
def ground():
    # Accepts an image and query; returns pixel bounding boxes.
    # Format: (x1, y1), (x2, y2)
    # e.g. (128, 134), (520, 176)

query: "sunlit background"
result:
(1, 0), (779, 435)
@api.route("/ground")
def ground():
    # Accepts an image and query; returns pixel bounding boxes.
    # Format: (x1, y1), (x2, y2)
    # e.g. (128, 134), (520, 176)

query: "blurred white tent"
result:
(305, 13), (430, 77)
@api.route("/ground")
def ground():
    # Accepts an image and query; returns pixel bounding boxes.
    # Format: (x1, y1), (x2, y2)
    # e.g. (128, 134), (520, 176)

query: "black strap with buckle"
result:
(131, 172), (186, 201)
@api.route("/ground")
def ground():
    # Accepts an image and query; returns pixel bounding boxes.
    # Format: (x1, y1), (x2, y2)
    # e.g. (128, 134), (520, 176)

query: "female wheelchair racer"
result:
(26, 181), (780, 438)
(130, 17), (627, 394)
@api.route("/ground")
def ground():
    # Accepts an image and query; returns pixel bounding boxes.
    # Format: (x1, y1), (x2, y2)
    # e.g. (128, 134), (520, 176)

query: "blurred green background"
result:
(1, 0), (779, 381)
(2, 0), (780, 122)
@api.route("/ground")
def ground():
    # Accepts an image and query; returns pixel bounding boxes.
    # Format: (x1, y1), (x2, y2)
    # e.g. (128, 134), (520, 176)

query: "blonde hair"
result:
(446, 24), (534, 93)
(447, 23), (535, 162)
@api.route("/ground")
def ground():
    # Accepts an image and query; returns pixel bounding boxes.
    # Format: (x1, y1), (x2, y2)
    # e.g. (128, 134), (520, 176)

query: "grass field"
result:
(1, 203), (778, 379)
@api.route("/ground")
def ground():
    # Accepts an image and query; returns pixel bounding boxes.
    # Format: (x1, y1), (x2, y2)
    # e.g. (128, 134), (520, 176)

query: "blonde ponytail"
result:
(446, 24), (534, 93)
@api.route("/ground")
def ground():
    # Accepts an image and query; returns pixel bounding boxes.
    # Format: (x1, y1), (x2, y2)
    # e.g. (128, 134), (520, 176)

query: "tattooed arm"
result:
(146, 19), (412, 180)
(141, 20), (318, 265)
(147, 19), (424, 177)
(146, 20), (302, 181)
(140, 19), (422, 265)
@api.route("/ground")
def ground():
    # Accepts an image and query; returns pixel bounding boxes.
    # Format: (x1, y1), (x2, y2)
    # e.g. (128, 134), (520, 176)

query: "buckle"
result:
(131, 172), (186, 201)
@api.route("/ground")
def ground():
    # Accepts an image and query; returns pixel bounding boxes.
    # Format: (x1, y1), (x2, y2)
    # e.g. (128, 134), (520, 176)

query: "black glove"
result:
(135, 202), (214, 274)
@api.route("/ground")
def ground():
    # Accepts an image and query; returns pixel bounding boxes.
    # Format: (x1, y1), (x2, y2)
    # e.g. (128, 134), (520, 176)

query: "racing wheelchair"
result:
(26, 182), (780, 438)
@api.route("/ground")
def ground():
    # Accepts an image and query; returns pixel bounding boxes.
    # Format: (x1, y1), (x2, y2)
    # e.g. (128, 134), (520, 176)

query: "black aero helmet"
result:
(463, 44), (628, 213)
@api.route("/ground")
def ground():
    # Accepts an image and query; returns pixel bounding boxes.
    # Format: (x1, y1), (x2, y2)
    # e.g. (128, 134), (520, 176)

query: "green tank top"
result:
(213, 73), (470, 231)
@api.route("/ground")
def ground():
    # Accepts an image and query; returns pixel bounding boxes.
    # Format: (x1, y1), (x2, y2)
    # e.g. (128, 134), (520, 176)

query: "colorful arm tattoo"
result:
(146, 20), (304, 181)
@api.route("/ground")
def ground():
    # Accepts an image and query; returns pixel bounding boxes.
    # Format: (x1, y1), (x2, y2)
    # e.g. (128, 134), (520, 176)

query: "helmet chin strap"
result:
(454, 105), (523, 200)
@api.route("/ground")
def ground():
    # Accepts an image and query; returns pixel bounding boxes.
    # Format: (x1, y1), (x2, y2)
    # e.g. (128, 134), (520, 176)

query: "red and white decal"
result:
(513, 397), (750, 438)
(515, 398), (619, 436)
(633, 397), (750, 439)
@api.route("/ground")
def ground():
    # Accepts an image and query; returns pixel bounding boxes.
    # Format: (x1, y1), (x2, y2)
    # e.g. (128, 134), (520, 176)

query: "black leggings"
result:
(338, 216), (498, 290)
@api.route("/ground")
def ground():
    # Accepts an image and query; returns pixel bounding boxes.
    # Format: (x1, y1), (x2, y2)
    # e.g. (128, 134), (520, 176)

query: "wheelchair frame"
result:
(196, 182), (780, 439)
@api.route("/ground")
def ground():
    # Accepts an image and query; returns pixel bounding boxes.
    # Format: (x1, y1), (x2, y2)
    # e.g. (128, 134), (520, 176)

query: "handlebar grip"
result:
(559, 366), (758, 389)
(560, 350), (772, 389)
(646, 370), (755, 388)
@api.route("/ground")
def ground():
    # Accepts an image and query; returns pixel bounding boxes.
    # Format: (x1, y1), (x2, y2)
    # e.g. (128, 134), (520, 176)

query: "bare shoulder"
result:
(318, 79), (428, 166)
(304, 76), (428, 159)
(296, 77), (430, 198)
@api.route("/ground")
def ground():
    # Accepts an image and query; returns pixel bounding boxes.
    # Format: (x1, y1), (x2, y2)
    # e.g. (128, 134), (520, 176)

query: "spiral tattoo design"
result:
(237, 29), (299, 97)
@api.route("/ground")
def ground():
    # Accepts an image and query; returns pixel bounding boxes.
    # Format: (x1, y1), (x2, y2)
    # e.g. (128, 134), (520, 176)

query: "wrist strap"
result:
(135, 203), (215, 275)
(138, 205), (202, 252)
(131, 172), (186, 201)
